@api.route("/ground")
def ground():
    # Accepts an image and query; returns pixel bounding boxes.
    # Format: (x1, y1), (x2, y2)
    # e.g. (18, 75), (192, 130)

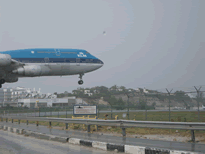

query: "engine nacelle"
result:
(5, 77), (18, 83)
(0, 54), (11, 66)
(13, 65), (42, 76)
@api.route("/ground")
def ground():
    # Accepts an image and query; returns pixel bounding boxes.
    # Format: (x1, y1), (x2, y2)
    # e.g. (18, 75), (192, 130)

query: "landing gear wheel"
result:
(78, 80), (83, 85)
(0, 84), (2, 88)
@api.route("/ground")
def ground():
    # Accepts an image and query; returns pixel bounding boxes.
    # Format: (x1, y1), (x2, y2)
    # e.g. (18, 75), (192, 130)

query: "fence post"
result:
(36, 121), (39, 126)
(18, 119), (20, 124)
(191, 130), (195, 142)
(111, 106), (113, 119)
(65, 123), (68, 129)
(58, 110), (59, 118)
(39, 108), (40, 117)
(6, 118), (8, 123)
(66, 109), (67, 118)
(27, 120), (28, 125)
(87, 125), (90, 133)
(49, 121), (52, 128)
(122, 128), (126, 137)
(145, 110), (147, 120)
(12, 119), (13, 123)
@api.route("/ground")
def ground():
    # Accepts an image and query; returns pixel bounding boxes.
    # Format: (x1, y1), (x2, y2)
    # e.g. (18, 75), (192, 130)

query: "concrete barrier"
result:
(34, 132), (50, 140)
(92, 141), (107, 151)
(7, 127), (13, 132)
(49, 135), (68, 143)
(69, 138), (81, 145)
(13, 128), (17, 133)
(107, 143), (124, 152)
(125, 145), (145, 154)
(3, 126), (7, 131)
(80, 140), (93, 147)
(145, 147), (170, 154)
(170, 150), (199, 154)
(17, 129), (24, 134)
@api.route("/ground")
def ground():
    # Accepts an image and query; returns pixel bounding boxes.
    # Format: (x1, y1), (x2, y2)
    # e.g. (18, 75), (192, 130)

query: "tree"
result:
(115, 97), (125, 110)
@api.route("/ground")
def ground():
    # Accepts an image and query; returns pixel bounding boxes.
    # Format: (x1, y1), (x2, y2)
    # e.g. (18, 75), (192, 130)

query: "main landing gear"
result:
(78, 73), (84, 85)
(0, 79), (5, 88)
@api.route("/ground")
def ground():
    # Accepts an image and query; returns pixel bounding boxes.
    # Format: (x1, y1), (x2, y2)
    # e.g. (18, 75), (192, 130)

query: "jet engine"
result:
(5, 77), (18, 83)
(0, 54), (12, 66)
(12, 65), (42, 76)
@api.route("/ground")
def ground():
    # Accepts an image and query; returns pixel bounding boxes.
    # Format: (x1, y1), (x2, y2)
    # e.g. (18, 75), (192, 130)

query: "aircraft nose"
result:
(94, 59), (104, 70)
(99, 59), (104, 65)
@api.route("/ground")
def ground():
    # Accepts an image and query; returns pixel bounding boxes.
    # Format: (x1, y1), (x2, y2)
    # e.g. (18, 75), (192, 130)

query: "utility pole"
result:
(194, 86), (202, 121)
(166, 88), (173, 122)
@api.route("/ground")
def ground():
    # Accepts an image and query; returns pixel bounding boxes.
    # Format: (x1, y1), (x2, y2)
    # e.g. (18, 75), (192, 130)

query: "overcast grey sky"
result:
(0, 0), (205, 94)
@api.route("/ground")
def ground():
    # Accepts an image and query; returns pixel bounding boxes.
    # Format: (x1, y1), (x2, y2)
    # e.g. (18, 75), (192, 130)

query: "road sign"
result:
(73, 105), (97, 115)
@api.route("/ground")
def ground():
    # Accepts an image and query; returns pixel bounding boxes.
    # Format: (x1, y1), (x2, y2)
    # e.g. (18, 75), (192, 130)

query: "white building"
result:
(76, 98), (88, 105)
(143, 88), (149, 94)
(84, 90), (93, 96)
(18, 96), (76, 108)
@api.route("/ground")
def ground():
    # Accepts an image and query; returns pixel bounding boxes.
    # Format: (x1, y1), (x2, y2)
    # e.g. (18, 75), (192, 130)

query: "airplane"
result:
(202, 105), (205, 110)
(0, 48), (104, 88)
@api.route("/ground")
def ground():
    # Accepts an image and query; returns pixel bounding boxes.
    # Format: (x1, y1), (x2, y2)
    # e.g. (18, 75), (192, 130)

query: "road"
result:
(0, 129), (117, 154)
(0, 122), (204, 153)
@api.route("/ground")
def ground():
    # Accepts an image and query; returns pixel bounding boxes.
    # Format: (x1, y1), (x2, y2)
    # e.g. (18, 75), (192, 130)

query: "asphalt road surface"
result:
(0, 130), (117, 154)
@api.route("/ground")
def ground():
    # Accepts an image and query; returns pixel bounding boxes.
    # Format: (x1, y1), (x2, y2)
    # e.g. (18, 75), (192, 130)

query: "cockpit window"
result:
(86, 51), (90, 54)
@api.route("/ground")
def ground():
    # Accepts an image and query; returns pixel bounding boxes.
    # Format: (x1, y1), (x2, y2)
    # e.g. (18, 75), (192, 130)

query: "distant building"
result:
(76, 98), (88, 105)
(143, 88), (149, 93)
(18, 97), (76, 108)
(0, 86), (57, 107)
(84, 90), (93, 96)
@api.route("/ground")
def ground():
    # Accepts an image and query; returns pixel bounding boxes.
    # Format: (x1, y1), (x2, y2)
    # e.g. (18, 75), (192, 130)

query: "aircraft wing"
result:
(11, 59), (25, 66)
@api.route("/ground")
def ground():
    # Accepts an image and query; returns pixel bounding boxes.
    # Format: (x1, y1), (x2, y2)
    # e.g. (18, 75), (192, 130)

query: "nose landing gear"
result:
(78, 73), (84, 85)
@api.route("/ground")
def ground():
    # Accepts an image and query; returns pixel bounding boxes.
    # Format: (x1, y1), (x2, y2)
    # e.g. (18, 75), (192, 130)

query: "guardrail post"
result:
(87, 125), (90, 133)
(65, 123), (68, 129)
(49, 121), (52, 128)
(12, 119), (13, 123)
(18, 119), (20, 124)
(122, 128), (126, 137)
(36, 121), (39, 127)
(191, 130), (195, 142)
(26, 120), (29, 125)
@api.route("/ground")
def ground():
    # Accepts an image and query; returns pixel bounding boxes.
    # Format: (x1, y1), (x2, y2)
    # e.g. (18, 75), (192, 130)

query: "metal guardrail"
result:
(1, 115), (205, 142)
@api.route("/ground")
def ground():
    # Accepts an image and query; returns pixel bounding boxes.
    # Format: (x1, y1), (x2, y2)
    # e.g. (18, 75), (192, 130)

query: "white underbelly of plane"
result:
(19, 63), (103, 77)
